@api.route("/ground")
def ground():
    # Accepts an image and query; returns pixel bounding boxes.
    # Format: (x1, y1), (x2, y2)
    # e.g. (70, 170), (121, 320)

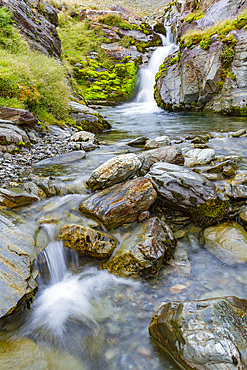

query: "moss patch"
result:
(184, 11), (205, 24)
(191, 198), (230, 226)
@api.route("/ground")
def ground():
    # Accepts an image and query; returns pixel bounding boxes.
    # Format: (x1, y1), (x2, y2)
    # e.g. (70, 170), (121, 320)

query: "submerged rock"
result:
(86, 153), (141, 191)
(149, 296), (247, 369)
(138, 146), (184, 175)
(79, 177), (157, 229)
(102, 217), (176, 278)
(33, 150), (86, 167)
(147, 162), (229, 225)
(60, 224), (116, 259)
(221, 173), (247, 199)
(0, 187), (39, 208)
(204, 221), (247, 264)
(0, 209), (47, 318)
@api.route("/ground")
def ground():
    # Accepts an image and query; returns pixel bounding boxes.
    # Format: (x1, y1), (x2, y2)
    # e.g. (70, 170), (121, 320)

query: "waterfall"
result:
(136, 28), (176, 105)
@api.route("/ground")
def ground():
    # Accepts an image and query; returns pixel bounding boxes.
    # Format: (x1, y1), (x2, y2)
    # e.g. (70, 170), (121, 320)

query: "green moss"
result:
(170, 52), (181, 65)
(200, 34), (211, 50)
(184, 11), (205, 23)
(191, 198), (229, 226)
(98, 14), (131, 30)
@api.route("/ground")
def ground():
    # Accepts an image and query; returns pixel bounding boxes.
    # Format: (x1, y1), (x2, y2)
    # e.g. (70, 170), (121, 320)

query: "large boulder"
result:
(204, 221), (247, 264)
(0, 121), (30, 152)
(60, 224), (117, 259)
(0, 108), (38, 127)
(149, 296), (247, 369)
(79, 177), (157, 229)
(184, 148), (215, 167)
(101, 217), (176, 278)
(0, 209), (47, 318)
(147, 162), (229, 225)
(86, 153), (141, 191)
(138, 146), (184, 175)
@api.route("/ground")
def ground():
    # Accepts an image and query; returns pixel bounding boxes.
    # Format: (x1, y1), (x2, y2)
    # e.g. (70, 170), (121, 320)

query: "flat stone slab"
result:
(33, 150), (86, 166)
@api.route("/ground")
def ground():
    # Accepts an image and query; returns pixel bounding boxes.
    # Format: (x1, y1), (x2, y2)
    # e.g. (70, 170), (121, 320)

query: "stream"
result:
(1, 29), (247, 369)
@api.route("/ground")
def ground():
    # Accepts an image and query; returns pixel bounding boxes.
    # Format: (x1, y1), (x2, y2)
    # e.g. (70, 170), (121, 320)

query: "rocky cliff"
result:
(0, 0), (61, 58)
(154, 0), (247, 115)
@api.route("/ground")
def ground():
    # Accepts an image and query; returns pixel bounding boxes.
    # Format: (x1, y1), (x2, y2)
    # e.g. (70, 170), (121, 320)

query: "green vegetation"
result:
(98, 14), (131, 30)
(58, 14), (139, 102)
(184, 11), (205, 24)
(170, 52), (181, 65)
(0, 7), (72, 125)
(181, 9), (247, 49)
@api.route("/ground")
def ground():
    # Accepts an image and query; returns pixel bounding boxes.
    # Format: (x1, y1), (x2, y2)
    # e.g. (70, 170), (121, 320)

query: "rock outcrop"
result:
(0, 209), (47, 318)
(155, 0), (247, 115)
(102, 217), (176, 278)
(149, 296), (247, 369)
(0, 0), (61, 58)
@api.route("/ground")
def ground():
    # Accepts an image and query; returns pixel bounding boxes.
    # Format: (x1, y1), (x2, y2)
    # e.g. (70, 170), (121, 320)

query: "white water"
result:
(119, 27), (177, 115)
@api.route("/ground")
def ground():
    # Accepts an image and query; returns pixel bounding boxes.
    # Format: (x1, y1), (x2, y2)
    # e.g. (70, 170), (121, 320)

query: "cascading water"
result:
(118, 26), (177, 115)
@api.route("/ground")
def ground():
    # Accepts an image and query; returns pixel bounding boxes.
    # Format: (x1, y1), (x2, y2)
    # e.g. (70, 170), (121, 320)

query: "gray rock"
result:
(231, 128), (246, 138)
(138, 146), (184, 175)
(204, 221), (247, 264)
(220, 173), (247, 199)
(86, 153), (141, 191)
(70, 130), (98, 144)
(0, 187), (39, 208)
(149, 296), (247, 369)
(184, 148), (215, 167)
(147, 162), (229, 225)
(127, 136), (148, 147)
(33, 150), (86, 166)
(102, 217), (176, 278)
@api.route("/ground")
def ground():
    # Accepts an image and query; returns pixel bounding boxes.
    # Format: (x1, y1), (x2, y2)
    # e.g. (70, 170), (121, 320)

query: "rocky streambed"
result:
(0, 104), (247, 369)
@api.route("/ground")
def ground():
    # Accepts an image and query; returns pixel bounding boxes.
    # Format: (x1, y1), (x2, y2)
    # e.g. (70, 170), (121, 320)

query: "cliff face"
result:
(155, 0), (247, 115)
(0, 0), (61, 58)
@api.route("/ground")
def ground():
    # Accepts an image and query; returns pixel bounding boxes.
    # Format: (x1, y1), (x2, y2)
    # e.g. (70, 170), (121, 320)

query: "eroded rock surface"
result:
(79, 177), (157, 229)
(149, 296), (247, 369)
(102, 217), (176, 278)
(60, 224), (116, 259)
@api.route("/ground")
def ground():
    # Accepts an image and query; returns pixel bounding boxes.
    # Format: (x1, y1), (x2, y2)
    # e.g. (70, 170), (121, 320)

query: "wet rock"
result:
(29, 176), (57, 197)
(0, 107), (37, 127)
(79, 177), (157, 229)
(0, 209), (47, 318)
(102, 217), (176, 278)
(145, 136), (171, 149)
(204, 221), (247, 264)
(184, 148), (215, 167)
(86, 153), (141, 191)
(206, 159), (238, 173)
(23, 181), (46, 199)
(0, 187), (39, 208)
(70, 130), (98, 144)
(240, 207), (247, 224)
(127, 136), (148, 147)
(33, 150), (86, 167)
(149, 296), (247, 369)
(221, 173), (247, 199)
(138, 146), (184, 175)
(60, 224), (116, 259)
(147, 162), (229, 225)
(69, 101), (110, 133)
(222, 165), (236, 178)
(0, 337), (84, 369)
(202, 173), (220, 181)
(231, 128), (246, 137)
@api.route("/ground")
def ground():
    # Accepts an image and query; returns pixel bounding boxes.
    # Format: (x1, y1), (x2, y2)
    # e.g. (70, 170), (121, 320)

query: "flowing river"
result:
(1, 30), (247, 369)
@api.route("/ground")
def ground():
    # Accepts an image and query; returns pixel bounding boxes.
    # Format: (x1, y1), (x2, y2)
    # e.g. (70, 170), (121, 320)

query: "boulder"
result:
(204, 221), (247, 264)
(144, 136), (171, 149)
(101, 217), (176, 278)
(79, 177), (157, 229)
(147, 162), (229, 225)
(23, 182), (47, 199)
(138, 146), (184, 175)
(70, 130), (99, 152)
(0, 187), (39, 208)
(127, 136), (148, 147)
(184, 148), (215, 167)
(0, 107), (37, 127)
(0, 209), (47, 318)
(149, 296), (247, 369)
(86, 153), (141, 191)
(60, 224), (117, 259)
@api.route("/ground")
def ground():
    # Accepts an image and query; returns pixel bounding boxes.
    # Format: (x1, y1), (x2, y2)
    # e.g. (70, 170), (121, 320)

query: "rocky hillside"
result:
(154, 0), (247, 115)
